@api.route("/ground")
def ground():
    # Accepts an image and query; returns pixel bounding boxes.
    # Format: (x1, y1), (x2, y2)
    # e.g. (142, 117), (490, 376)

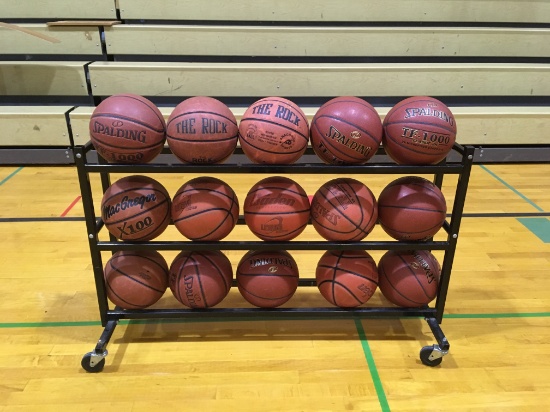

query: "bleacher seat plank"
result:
(104, 25), (550, 58)
(0, 61), (89, 96)
(118, 0), (550, 23)
(0, 106), (73, 146)
(1, 0), (117, 19)
(70, 105), (550, 146)
(87, 62), (550, 97)
(0, 24), (102, 55)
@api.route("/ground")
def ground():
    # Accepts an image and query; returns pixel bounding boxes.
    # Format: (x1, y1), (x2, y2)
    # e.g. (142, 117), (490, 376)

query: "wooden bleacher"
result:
(1, 0), (549, 164)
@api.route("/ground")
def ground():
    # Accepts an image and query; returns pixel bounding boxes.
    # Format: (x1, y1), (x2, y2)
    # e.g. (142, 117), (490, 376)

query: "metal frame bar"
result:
(75, 142), (474, 365)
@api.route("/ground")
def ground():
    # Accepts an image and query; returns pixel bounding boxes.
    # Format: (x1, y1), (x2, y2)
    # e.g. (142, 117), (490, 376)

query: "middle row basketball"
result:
(101, 175), (447, 243)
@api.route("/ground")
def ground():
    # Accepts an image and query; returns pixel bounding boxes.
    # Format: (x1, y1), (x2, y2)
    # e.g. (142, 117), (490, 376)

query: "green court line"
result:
(479, 164), (544, 212)
(444, 312), (550, 319)
(354, 318), (391, 412)
(0, 166), (24, 186)
(1, 311), (549, 329)
(517, 217), (550, 243)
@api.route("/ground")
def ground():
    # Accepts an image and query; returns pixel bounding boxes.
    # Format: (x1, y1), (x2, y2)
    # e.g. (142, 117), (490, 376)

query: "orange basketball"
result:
(311, 178), (378, 241)
(166, 96), (238, 164)
(382, 96), (457, 165)
(171, 176), (239, 241)
(244, 176), (310, 241)
(100, 175), (171, 241)
(316, 250), (379, 308)
(104, 250), (169, 309)
(310, 96), (383, 164)
(169, 250), (233, 308)
(236, 250), (299, 308)
(378, 250), (441, 307)
(238, 97), (309, 164)
(377, 176), (447, 241)
(89, 94), (166, 163)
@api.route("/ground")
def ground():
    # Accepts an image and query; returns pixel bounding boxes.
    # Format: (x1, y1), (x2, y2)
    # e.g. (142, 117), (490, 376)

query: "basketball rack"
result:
(75, 142), (474, 372)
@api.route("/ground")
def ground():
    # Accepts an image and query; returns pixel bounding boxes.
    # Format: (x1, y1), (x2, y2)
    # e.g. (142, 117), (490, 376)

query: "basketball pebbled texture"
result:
(311, 96), (383, 165)
(382, 96), (457, 165)
(104, 250), (169, 309)
(311, 177), (378, 241)
(89, 94), (166, 163)
(169, 250), (233, 308)
(100, 175), (171, 241)
(377, 249), (441, 307)
(171, 176), (239, 241)
(238, 97), (309, 164)
(316, 250), (379, 308)
(236, 250), (299, 308)
(377, 176), (447, 241)
(166, 96), (238, 164)
(244, 176), (310, 241)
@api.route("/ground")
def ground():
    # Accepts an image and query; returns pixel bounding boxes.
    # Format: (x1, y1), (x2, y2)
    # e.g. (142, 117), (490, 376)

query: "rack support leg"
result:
(81, 319), (119, 373)
(419, 317), (450, 367)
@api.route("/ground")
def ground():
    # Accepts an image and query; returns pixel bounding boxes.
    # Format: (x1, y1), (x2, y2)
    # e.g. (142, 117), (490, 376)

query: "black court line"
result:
(0, 217), (86, 223)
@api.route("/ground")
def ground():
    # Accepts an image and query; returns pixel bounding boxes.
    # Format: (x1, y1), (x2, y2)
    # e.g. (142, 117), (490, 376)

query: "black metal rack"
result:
(75, 142), (474, 372)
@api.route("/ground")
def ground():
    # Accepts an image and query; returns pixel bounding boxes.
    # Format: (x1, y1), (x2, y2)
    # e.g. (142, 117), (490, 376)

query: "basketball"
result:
(310, 96), (383, 164)
(169, 250), (233, 308)
(171, 177), (239, 241)
(244, 176), (310, 241)
(378, 250), (441, 307)
(311, 178), (378, 241)
(378, 176), (447, 241)
(104, 250), (169, 309)
(382, 96), (457, 165)
(316, 250), (379, 308)
(89, 94), (166, 163)
(236, 250), (299, 308)
(100, 175), (171, 241)
(238, 97), (309, 164)
(166, 96), (238, 164)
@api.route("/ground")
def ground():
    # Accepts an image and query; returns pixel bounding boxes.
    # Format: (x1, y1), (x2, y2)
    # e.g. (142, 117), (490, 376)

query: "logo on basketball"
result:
(350, 131), (361, 139)
(246, 124), (257, 140)
(261, 216), (284, 233)
(112, 120), (124, 127)
(268, 266), (278, 273)
(184, 275), (202, 308)
(412, 254), (437, 284)
(104, 194), (158, 219)
(280, 133), (295, 150)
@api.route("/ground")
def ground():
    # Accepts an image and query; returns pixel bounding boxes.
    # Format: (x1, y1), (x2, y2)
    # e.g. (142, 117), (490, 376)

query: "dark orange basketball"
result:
(238, 97), (309, 164)
(166, 96), (238, 164)
(311, 96), (383, 164)
(171, 177), (239, 241)
(244, 176), (310, 241)
(311, 178), (377, 241)
(89, 94), (166, 163)
(382, 96), (456, 165)
(316, 250), (378, 308)
(236, 250), (299, 308)
(378, 250), (441, 307)
(100, 175), (171, 241)
(104, 250), (169, 309)
(169, 250), (233, 308)
(378, 176), (447, 241)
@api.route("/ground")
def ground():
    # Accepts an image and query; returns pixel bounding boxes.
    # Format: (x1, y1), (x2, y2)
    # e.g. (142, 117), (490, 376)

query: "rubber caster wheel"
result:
(420, 345), (444, 367)
(81, 352), (106, 373)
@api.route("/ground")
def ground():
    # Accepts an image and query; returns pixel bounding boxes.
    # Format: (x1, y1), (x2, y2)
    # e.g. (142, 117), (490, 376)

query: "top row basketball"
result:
(89, 94), (457, 166)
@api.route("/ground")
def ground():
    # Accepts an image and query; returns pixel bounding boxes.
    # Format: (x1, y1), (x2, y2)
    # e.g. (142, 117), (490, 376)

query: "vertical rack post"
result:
(74, 144), (110, 327)
(435, 145), (475, 323)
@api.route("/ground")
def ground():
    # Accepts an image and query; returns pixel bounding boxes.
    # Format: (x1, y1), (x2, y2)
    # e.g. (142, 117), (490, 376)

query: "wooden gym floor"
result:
(0, 163), (549, 411)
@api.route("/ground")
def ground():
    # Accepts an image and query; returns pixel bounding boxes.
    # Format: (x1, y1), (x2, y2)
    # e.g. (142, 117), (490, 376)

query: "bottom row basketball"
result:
(104, 249), (441, 310)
